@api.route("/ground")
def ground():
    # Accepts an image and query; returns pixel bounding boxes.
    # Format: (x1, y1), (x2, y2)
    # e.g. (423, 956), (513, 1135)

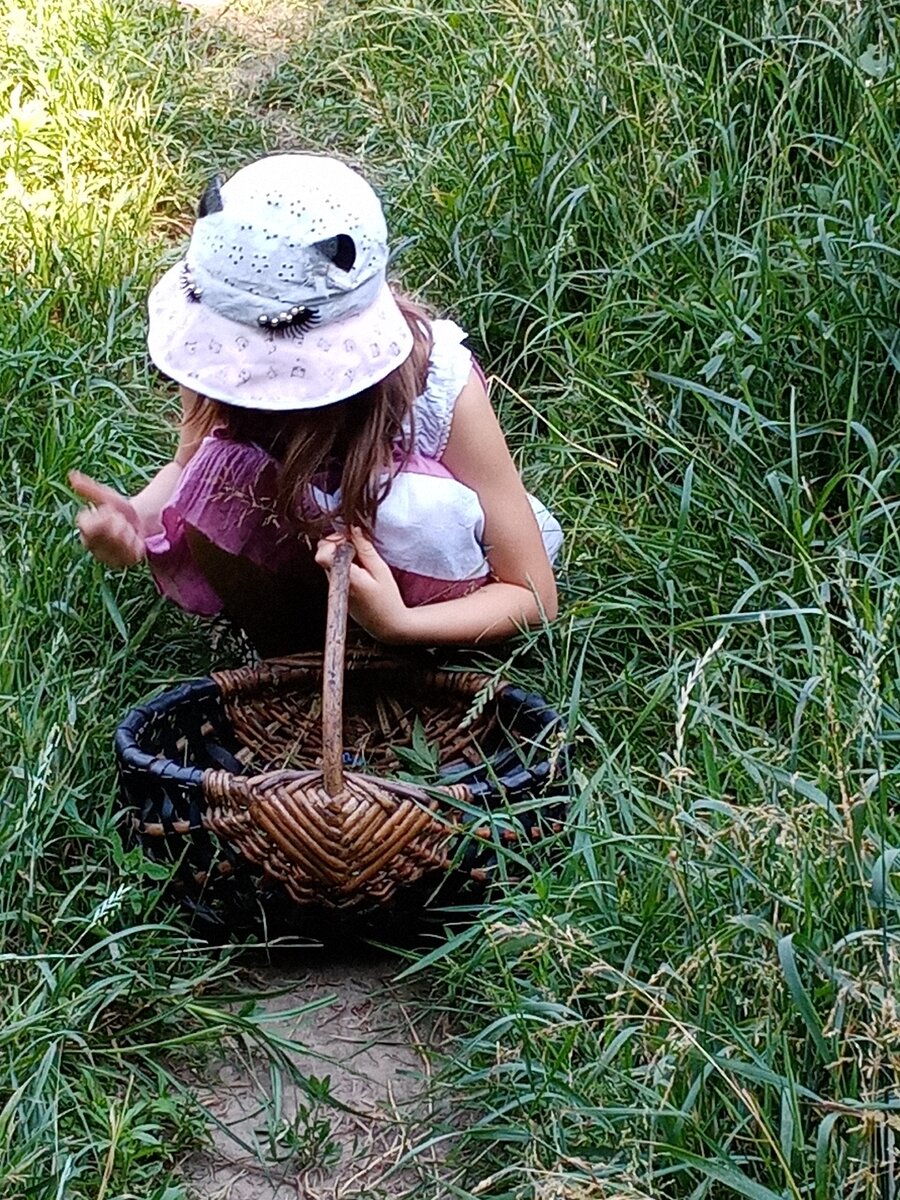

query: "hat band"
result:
(185, 259), (385, 330)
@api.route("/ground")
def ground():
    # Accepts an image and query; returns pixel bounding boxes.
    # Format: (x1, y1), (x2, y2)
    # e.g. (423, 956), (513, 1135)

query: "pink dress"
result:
(145, 320), (562, 616)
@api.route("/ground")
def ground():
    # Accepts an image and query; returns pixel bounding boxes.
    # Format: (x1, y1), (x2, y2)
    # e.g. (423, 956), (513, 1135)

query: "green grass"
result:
(2, 0), (899, 1196)
(0, 4), (311, 1197)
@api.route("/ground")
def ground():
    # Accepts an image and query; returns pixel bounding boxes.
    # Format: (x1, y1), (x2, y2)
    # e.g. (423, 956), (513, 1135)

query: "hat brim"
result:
(147, 266), (415, 411)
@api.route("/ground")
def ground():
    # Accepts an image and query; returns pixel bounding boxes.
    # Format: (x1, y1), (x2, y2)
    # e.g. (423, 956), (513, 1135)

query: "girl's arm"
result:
(318, 370), (558, 645)
(439, 371), (558, 621)
(70, 389), (205, 566)
(70, 465), (182, 567)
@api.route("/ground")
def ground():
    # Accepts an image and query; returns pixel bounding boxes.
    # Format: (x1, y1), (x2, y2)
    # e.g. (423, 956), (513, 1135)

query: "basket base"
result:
(172, 867), (486, 946)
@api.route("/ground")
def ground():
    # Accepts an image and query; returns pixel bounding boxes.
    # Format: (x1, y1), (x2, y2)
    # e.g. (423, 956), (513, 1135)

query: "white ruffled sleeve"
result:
(410, 319), (473, 460)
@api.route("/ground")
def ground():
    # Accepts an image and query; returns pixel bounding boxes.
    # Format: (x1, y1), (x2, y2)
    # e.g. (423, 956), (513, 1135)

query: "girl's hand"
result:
(315, 529), (409, 643)
(69, 470), (147, 568)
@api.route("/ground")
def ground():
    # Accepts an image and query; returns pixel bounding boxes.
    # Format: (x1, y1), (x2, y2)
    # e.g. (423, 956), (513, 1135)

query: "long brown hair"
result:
(181, 294), (432, 538)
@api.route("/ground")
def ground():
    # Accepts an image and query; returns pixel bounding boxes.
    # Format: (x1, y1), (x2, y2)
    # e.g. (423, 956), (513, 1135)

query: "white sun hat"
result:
(146, 154), (415, 410)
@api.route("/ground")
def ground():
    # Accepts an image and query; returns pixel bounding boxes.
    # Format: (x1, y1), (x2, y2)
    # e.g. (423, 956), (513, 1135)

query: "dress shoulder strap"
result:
(410, 319), (473, 460)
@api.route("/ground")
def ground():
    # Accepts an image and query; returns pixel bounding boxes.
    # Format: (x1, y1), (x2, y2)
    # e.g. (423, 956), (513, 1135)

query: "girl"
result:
(71, 154), (562, 656)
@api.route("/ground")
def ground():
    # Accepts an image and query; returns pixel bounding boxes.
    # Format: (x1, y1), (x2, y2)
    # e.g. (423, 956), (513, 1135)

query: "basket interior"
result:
(219, 667), (496, 777)
(120, 661), (557, 794)
(213, 663), (528, 784)
(119, 657), (562, 800)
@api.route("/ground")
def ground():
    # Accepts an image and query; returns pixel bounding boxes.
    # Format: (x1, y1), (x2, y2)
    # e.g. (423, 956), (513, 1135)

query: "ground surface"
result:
(181, 953), (445, 1199)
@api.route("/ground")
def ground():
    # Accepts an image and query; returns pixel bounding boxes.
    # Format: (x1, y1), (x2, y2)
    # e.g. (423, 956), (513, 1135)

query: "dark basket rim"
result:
(114, 664), (567, 800)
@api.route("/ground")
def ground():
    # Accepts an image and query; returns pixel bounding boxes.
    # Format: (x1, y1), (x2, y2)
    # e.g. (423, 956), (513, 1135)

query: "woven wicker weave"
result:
(116, 544), (566, 933)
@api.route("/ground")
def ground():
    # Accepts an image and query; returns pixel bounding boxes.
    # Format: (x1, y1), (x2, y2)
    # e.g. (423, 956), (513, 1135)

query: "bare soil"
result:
(180, 951), (450, 1199)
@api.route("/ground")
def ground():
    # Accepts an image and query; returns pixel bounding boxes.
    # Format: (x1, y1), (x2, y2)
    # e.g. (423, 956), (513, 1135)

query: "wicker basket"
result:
(116, 544), (566, 935)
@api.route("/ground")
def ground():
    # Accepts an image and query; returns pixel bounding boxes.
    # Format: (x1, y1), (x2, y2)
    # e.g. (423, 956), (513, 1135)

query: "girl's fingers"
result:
(69, 470), (136, 519)
(76, 507), (145, 566)
(316, 534), (392, 618)
(348, 563), (377, 592)
(349, 528), (377, 561)
(314, 539), (337, 570)
(77, 507), (128, 538)
(76, 508), (111, 541)
(315, 532), (351, 572)
(315, 544), (383, 594)
(348, 527), (391, 579)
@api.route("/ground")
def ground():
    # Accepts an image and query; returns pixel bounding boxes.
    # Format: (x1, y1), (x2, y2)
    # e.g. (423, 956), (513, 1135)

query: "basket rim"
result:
(114, 663), (564, 799)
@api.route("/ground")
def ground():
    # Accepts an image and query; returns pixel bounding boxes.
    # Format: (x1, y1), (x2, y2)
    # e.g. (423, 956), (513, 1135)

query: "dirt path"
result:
(178, 0), (322, 150)
(181, 953), (449, 1199)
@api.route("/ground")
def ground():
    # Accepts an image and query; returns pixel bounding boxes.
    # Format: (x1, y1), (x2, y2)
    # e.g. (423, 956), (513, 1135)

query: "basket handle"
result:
(322, 539), (354, 796)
